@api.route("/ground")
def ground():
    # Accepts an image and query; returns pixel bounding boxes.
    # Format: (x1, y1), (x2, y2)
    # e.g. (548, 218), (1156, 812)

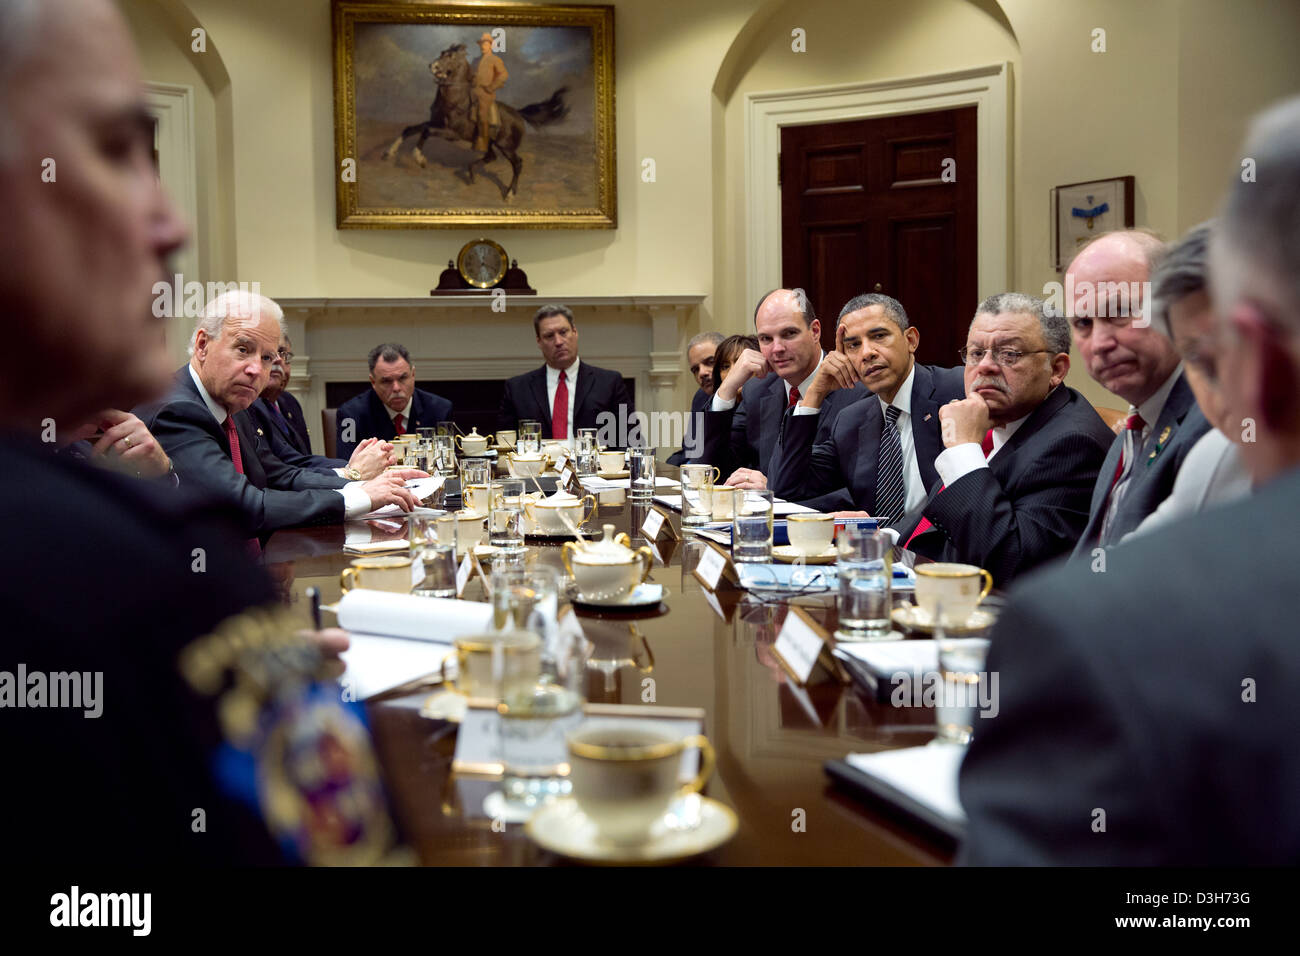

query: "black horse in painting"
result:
(381, 43), (569, 199)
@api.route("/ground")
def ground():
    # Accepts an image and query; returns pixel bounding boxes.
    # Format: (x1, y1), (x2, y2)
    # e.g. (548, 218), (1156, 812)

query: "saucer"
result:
(418, 690), (467, 723)
(891, 604), (996, 635)
(772, 544), (838, 565)
(525, 794), (738, 865)
(567, 582), (666, 610)
(596, 470), (630, 479)
(472, 544), (503, 559)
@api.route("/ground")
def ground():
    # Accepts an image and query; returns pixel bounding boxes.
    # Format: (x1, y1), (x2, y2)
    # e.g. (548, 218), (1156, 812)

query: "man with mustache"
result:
(894, 293), (1114, 586)
(769, 293), (964, 521)
(1065, 230), (1211, 551)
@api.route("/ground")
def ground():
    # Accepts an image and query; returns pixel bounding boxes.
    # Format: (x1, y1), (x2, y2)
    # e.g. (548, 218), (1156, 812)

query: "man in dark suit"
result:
(668, 331), (721, 466)
(498, 303), (635, 444)
(250, 331), (394, 479)
(894, 293), (1114, 586)
(336, 342), (453, 458)
(770, 294), (964, 519)
(141, 295), (422, 537)
(1065, 230), (1211, 553)
(0, 0), (399, 865)
(700, 289), (868, 508)
(959, 95), (1300, 864)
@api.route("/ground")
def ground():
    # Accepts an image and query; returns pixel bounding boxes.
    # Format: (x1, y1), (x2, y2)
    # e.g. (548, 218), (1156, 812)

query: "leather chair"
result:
(322, 408), (338, 459)
(1095, 406), (1127, 435)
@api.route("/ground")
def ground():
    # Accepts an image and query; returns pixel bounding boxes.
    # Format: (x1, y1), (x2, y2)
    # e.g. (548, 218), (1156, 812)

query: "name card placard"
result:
(693, 543), (730, 591)
(771, 606), (831, 686)
(455, 552), (473, 597)
(560, 465), (574, 488)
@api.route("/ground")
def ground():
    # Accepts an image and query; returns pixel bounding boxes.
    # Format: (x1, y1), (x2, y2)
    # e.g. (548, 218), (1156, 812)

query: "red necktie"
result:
(393, 412), (405, 434)
(904, 429), (994, 547)
(552, 370), (569, 439)
(224, 416), (244, 474)
(224, 416), (261, 557)
(788, 386), (801, 409)
(1095, 413), (1146, 543)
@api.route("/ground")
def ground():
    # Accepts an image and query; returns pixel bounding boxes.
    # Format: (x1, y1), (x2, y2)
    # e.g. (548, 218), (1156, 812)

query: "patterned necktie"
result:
(787, 385), (801, 409)
(904, 428), (995, 548)
(552, 370), (569, 440)
(393, 412), (405, 434)
(1099, 412), (1146, 544)
(270, 399), (290, 431)
(875, 405), (906, 525)
(224, 415), (244, 475)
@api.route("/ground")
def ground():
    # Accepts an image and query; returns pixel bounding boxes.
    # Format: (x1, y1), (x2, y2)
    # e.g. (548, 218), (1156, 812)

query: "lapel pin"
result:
(924, 413), (932, 422)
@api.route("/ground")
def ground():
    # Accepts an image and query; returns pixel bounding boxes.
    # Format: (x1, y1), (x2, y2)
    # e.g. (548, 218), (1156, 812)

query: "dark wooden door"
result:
(780, 107), (977, 368)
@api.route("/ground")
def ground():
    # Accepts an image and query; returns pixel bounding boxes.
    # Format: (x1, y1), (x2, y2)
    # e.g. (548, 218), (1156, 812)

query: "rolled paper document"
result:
(336, 589), (491, 641)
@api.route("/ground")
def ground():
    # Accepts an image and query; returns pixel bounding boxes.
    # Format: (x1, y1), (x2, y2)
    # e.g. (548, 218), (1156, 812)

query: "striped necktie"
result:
(875, 405), (905, 525)
(1098, 412), (1146, 544)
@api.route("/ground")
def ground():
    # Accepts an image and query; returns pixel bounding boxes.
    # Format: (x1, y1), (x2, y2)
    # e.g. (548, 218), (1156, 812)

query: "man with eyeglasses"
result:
(1065, 230), (1211, 552)
(249, 332), (394, 479)
(892, 293), (1114, 586)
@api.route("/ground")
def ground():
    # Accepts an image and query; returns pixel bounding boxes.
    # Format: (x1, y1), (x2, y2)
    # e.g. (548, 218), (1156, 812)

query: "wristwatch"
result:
(344, 467), (362, 481)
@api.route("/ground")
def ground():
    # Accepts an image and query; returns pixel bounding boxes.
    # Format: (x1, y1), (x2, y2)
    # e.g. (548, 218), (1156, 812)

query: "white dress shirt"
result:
(712, 352), (824, 413)
(934, 407), (1031, 487)
(189, 365), (370, 517)
(546, 357), (580, 436)
(793, 360), (926, 512)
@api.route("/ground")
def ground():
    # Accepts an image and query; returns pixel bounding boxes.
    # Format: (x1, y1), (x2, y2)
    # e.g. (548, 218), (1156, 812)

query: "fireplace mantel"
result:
(275, 294), (706, 456)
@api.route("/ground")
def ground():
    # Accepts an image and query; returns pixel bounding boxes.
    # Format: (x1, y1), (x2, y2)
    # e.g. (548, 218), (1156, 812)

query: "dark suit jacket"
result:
(895, 385), (1114, 587)
(769, 363), (965, 513)
(248, 397), (346, 475)
(959, 466), (1300, 864)
(336, 387), (453, 459)
(497, 362), (634, 444)
(252, 390), (312, 456)
(698, 374), (871, 510)
(1073, 371), (1211, 553)
(0, 434), (287, 864)
(139, 368), (349, 536)
(667, 387), (710, 466)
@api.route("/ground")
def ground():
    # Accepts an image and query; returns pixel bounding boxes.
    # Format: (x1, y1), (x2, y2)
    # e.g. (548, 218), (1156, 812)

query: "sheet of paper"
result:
(362, 477), (448, 517)
(587, 476), (678, 490)
(339, 633), (453, 700)
(833, 637), (987, 678)
(653, 494), (811, 516)
(845, 742), (968, 823)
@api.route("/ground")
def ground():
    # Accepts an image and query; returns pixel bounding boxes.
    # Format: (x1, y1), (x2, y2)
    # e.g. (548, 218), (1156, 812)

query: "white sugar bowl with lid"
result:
(524, 488), (594, 534)
(562, 523), (653, 601)
(456, 427), (491, 456)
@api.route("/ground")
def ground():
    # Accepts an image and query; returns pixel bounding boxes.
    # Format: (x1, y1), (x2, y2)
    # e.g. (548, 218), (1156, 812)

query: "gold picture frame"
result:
(332, 1), (616, 229)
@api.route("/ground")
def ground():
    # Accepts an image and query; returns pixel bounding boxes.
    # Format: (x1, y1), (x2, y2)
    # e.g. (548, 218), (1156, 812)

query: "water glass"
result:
(432, 434), (456, 474)
(461, 457), (491, 492)
(731, 488), (774, 563)
(575, 428), (599, 476)
(936, 637), (991, 744)
(836, 526), (893, 638)
(436, 421), (455, 438)
(491, 565), (560, 637)
(518, 420), (542, 455)
(490, 478), (526, 552)
(679, 464), (720, 527)
(498, 682), (584, 808)
(628, 446), (656, 501)
(412, 542), (459, 598)
(417, 427), (435, 443)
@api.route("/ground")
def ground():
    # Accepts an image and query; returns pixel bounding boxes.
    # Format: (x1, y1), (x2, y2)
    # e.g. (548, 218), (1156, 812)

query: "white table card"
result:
(694, 544), (728, 591)
(455, 552), (472, 597)
(772, 607), (828, 686)
(641, 507), (666, 540)
(560, 465), (574, 488)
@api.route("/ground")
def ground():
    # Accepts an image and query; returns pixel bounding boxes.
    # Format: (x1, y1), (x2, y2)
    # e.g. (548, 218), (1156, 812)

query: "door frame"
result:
(744, 62), (1011, 314)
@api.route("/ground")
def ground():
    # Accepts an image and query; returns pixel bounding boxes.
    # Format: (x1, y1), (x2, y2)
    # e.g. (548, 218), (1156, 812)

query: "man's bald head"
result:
(1065, 229), (1180, 406)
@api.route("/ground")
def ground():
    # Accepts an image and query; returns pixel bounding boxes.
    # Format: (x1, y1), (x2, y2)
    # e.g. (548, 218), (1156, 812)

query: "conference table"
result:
(263, 465), (955, 866)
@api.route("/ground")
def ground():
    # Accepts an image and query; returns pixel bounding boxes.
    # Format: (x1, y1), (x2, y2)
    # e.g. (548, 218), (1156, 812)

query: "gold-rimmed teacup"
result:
(914, 562), (994, 626)
(439, 630), (541, 702)
(566, 722), (715, 846)
(339, 555), (413, 594)
(785, 513), (835, 555)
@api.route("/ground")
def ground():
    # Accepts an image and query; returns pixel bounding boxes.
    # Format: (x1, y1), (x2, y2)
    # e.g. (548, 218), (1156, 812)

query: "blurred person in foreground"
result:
(0, 0), (400, 865)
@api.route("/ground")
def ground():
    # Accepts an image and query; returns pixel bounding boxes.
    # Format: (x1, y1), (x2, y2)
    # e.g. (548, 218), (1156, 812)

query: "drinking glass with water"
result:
(836, 525), (894, 639)
(730, 488), (774, 563)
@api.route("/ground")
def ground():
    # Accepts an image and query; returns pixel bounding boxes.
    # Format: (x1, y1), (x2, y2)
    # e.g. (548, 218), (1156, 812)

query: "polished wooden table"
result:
(264, 473), (953, 866)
